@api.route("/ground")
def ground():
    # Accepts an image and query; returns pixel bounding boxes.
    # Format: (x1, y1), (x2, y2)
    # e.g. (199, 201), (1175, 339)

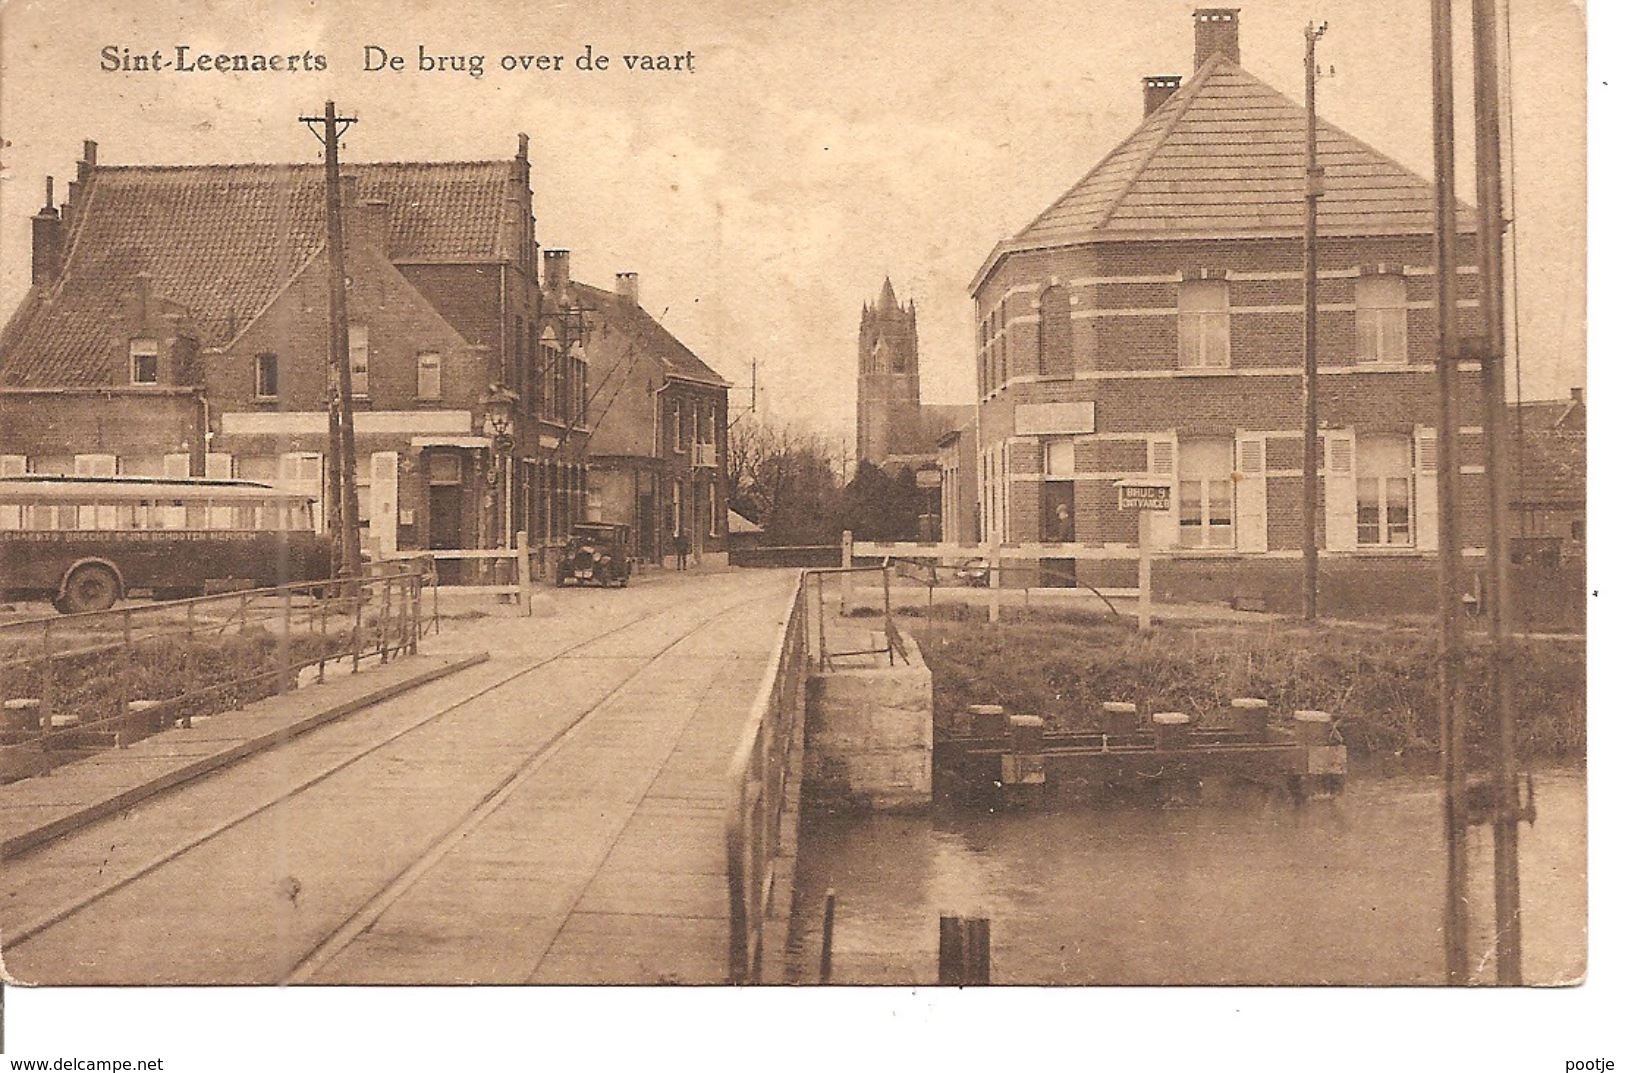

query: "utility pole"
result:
(1301, 21), (1328, 622)
(301, 101), (363, 586)
(1470, 0), (1523, 985)
(1429, 0), (1471, 985)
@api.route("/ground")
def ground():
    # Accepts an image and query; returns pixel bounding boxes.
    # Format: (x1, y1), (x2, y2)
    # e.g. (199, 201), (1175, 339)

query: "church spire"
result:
(879, 275), (897, 309)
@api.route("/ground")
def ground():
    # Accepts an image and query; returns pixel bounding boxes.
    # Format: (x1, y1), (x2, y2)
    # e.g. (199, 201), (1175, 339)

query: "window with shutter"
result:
(1354, 436), (1412, 547)
(1177, 439), (1235, 548)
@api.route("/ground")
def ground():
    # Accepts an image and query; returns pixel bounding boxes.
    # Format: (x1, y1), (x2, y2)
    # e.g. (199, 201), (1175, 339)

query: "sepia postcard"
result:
(0, 0), (1605, 1067)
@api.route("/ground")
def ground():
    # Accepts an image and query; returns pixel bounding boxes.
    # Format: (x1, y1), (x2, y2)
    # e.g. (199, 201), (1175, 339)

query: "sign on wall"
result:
(1117, 482), (1171, 512)
(1013, 401), (1096, 437)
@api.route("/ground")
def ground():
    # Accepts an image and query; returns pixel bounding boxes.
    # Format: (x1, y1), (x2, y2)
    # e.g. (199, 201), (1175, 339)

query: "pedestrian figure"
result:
(675, 531), (690, 571)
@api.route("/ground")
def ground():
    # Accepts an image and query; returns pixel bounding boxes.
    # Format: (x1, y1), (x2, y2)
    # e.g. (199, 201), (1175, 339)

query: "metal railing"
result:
(374, 529), (536, 615)
(0, 566), (429, 783)
(808, 565), (905, 669)
(724, 573), (809, 984)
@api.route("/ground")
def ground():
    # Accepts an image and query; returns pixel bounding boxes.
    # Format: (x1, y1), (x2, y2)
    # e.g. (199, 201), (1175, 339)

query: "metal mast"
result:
(1302, 21), (1328, 621)
(1470, 0), (1523, 984)
(1429, 0), (1471, 985)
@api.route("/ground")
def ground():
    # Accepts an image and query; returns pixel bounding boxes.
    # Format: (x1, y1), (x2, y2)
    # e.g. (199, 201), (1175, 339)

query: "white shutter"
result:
(1414, 427), (1439, 551)
(1235, 433), (1268, 552)
(370, 451), (399, 555)
(74, 454), (116, 476)
(75, 455), (117, 528)
(204, 453), (233, 528)
(1324, 430), (1358, 552)
(1147, 434), (1178, 549)
(281, 453), (325, 530)
(0, 455), (24, 529)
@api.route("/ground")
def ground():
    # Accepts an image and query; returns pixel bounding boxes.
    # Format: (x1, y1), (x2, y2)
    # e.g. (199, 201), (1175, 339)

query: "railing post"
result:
(517, 529), (533, 617)
(883, 567), (894, 666)
(317, 596), (328, 683)
(378, 574), (393, 663)
(840, 530), (853, 614)
(40, 622), (55, 747)
(1137, 511), (1153, 632)
(409, 571), (422, 654)
(351, 584), (364, 674)
(278, 588), (293, 692)
(118, 609), (132, 743)
(989, 544), (1002, 624)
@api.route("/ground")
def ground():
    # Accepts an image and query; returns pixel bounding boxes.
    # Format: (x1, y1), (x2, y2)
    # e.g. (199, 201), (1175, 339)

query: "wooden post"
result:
(279, 588), (293, 691)
(1137, 510), (1152, 632)
(517, 529), (533, 617)
(819, 889), (837, 984)
(118, 609), (132, 743)
(939, 914), (991, 985)
(989, 543), (1002, 624)
(840, 530), (853, 614)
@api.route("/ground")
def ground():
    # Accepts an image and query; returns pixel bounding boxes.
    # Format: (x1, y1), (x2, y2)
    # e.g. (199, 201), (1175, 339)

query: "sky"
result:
(0, 0), (1586, 447)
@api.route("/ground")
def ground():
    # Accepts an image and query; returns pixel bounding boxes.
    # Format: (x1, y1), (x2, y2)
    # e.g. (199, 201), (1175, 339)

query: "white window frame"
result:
(348, 324), (369, 398)
(1176, 438), (1236, 550)
(1177, 279), (1231, 370)
(417, 351), (443, 401)
(1355, 435), (1415, 548)
(129, 338), (159, 385)
(1355, 274), (1408, 365)
(252, 352), (277, 399)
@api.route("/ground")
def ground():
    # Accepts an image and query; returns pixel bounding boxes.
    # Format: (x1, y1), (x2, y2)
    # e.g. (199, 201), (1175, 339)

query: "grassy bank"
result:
(905, 604), (1584, 762)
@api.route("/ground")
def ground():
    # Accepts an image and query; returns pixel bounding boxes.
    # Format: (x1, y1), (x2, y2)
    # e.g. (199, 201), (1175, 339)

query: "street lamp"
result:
(482, 385), (518, 547)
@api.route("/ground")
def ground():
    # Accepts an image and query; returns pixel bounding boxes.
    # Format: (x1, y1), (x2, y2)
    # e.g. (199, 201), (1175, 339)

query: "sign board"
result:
(914, 469), (942, 488)
(1117, 482), (1171, 512)
(1014, 401), (1096, 436)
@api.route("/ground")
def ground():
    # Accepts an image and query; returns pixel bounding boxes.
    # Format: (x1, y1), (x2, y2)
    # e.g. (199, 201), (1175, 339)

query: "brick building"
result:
(965, 8), (1487, 598)
(0, 137), (582, 561)
(541, 253), (730, 566)
(1510, 388), (1584, 567)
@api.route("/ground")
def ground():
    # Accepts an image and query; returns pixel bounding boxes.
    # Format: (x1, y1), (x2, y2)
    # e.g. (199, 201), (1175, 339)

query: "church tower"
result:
(856, 277), (922, 466)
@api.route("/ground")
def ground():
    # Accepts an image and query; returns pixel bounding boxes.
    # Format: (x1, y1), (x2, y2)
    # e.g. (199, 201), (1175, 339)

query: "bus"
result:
(0, 475), (333, 613)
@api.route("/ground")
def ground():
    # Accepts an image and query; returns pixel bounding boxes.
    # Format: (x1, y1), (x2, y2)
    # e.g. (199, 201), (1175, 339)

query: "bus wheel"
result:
(60, 564), (120, 614)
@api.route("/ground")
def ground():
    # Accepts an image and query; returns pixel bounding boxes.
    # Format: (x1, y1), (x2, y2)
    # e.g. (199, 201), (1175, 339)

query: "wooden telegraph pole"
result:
(301, 102), (364, 585)
(1428, 0), (1471, 985)
(1470, 0), (1523, 985)
(1301, 21), (1328, 622)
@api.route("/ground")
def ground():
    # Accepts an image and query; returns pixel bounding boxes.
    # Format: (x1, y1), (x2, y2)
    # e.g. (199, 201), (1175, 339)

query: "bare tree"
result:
(728, 414), (843, 545)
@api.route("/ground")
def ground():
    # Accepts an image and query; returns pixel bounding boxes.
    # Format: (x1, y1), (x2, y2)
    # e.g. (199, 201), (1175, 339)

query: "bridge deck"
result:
(0, 569), (798, 985)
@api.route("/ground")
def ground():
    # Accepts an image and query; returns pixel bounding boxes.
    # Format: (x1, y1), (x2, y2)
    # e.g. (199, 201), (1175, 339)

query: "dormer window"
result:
(129, 339), (159, 384)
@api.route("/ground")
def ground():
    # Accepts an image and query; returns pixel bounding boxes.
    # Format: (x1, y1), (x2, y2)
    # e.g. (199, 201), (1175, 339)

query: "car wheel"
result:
(60, 564), (120, 614)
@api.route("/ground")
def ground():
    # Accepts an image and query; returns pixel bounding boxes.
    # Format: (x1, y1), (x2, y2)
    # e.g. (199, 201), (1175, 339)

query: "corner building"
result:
(968, 8), (1488, 603)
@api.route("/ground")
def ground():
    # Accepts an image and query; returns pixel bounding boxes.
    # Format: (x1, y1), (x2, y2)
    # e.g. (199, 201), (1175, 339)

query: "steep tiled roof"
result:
(1009, 54), (1474, 252)
(2, 160), (516, 387)
(573, 281), (729, 388)
(1511, 398), (1585, 507)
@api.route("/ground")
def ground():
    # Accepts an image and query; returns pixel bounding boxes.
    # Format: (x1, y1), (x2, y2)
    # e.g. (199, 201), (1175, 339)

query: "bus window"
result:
(232, 503), (257, 529)
(186, 501), (207, 529)
(161, 500), (186, 529)
(0, 503), (18, 530)
(293, 501), (314, 531)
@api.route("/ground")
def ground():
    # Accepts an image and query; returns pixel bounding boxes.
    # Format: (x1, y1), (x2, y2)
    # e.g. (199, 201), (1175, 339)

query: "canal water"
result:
(786, 767), (1585, 985)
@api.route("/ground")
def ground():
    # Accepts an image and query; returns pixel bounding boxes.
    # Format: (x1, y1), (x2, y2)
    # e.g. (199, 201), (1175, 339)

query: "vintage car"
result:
(555, 523), (632, 587)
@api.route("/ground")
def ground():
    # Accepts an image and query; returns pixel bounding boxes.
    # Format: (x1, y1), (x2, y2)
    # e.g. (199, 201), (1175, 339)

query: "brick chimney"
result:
(350, 198), (391, 255)
(1194, 8), (1241, 68)
(1142, 75), (1182, 116)
(31, 177), (63, 285)
(543, 249), (571, 296)
(615, 271), (639, 306)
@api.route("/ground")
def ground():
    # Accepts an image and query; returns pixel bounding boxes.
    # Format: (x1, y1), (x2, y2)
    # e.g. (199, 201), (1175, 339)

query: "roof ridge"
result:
(94, 158), (512, 172)
(1094, 53), (1225, 229)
